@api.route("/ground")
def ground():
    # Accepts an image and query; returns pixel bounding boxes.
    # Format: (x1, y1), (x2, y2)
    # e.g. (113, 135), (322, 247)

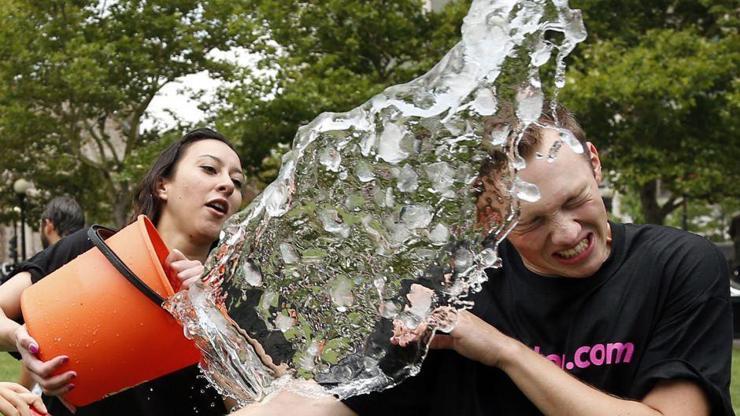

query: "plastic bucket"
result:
(21, 215), (201, 406)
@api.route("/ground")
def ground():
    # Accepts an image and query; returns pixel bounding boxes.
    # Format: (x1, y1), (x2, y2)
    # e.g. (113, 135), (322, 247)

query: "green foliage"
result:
(0, 0), (256, 226)
(210, 0), (471, 168)
(562, 0), (739, 224)
(664, 196), (740, 241)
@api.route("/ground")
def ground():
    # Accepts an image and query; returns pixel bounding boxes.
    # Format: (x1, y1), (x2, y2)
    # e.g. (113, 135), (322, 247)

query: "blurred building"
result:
(424, 0), (450, 13)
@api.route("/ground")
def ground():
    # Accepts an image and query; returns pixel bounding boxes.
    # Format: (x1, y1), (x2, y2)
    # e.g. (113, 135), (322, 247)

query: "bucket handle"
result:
(87, 225), (165, 307)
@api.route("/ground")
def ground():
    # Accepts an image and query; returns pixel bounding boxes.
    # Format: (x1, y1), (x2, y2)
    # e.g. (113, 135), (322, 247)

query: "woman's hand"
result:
(0, 382), (48, 416)
(14, 325), (75, 397)
(166, 249), (205, 290)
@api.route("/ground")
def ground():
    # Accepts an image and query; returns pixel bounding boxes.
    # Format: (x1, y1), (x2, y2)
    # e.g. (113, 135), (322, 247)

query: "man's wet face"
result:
(504, 129), (611, 278)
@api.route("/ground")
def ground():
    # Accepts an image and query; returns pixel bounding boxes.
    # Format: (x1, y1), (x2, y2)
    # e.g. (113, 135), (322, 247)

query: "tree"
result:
(0, 0), (256, 226)
(210, 0), (471, 171)
(562, 0), (739, 225)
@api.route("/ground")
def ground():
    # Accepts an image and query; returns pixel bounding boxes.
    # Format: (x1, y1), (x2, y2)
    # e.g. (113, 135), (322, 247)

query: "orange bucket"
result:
(21, 215), (201, 407)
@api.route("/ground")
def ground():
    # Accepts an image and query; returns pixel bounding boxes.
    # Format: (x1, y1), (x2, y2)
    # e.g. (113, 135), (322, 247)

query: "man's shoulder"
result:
(622, 222), (719, 257)
(621, 223), (728, 295)
(50, 227), (93, 258)
(33, 227), (95, 281)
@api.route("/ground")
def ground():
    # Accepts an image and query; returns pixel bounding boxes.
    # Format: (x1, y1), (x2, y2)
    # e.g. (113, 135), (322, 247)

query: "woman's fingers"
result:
(19, 392), (47, 415)
(35, 368), (76, 396)
(174, 263), (204, 280)
(166, 249), (206, 290)
(0, 395), (18, 416)
(15, 325), (75, 393)
(24, 354), (69, 379)
(14, 326), (39, 356)
(0, 382), (46, 416)
(20, 353), (75, 396)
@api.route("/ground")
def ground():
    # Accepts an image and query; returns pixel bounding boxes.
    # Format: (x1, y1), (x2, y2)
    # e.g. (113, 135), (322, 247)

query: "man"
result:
(1, 196), (85, 286)
(4, 196), (84, 390)
(235, 105), (734, 415)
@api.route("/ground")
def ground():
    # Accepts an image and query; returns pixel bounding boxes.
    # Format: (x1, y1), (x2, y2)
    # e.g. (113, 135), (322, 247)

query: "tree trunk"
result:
(111, 182), (132, 228)
(639, 180), (666, 225)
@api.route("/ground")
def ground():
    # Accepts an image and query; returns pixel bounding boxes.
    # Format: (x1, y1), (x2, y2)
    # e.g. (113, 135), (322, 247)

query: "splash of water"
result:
(166, 0), (586, 406)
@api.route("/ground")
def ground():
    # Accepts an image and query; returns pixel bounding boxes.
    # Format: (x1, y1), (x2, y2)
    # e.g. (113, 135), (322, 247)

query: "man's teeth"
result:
(557, 238), (589, 259)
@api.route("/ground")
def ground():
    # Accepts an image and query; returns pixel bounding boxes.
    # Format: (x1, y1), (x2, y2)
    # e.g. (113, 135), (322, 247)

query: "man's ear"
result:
(156, 177), (169, 201)
(586, 142), (603, 183)
(43, 218), (56, 236)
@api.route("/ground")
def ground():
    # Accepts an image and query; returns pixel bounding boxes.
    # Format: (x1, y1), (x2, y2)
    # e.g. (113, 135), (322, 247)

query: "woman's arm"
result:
(0, 272), (32, 350)
(230, 390), (356, 416)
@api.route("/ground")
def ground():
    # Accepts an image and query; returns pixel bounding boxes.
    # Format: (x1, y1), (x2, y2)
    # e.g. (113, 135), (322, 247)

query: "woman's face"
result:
(157, 139), (244, 243)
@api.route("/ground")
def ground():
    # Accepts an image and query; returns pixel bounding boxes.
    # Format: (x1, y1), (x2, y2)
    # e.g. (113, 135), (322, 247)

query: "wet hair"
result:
(475, 102), (587, 233)
(130, 128), (239, 225)
(483, 101), (587, 161)
(41, 196), (85, 237)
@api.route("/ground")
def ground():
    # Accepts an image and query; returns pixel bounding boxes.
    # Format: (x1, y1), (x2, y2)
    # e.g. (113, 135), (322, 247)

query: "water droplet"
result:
(405, 284), (434, 318)
(384, 187), (395, 208)
(479, 248), (499, 268)
(429, 223), (450, 245)
(530, 39), (554, 67)
(516, 84), (544, 125)
(454, 247), (475, 272)
(547, 139), (563, 163)
(470, 88), (497, 116)
(356, 161), (375, 182)
(558, 128), (583, 154)
(318, 209), (351, 238)
(489, 125), (511, 146)
(242, 261), (263, 287)
(274, 312), (294, 332)
(400, 205), (433, 229)
(319, 146), (342, 172)
(264, 182), (290, 217)
(378, 124), (409, 164)
(425, 162), (455, 196)
(329, 277), (354, 310)
(513, 177), (541, 202)
(396, 164), (419, 193)
(279, 243), (300, 265)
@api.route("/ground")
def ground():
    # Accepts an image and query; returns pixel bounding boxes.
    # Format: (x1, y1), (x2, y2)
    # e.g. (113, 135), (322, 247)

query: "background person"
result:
(0, 196), (84, 286)
(39, 196), (85, 249)
(0, 128), (244, 416)
(3, 195), (84, 390)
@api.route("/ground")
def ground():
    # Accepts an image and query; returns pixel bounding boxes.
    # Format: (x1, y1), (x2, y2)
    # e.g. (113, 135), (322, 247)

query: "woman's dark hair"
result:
(130, 128), (239, 225)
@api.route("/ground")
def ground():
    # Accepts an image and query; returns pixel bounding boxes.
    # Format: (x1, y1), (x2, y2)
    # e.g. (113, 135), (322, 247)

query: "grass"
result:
(0, 352), (21, 381)
(2, 349), (739, 412)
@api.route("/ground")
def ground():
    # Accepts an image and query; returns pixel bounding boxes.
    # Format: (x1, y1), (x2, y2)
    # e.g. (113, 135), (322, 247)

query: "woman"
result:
(0, 128), (244, 415)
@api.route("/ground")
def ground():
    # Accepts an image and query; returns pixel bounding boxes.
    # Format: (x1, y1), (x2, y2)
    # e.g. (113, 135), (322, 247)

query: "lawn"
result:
(1, 349), (739, 412)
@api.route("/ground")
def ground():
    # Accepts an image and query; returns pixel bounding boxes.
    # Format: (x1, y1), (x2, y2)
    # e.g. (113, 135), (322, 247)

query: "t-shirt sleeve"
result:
(631, 235), (734, 416)
(8, 228), (94, 285)
(7, 248), (52, 283)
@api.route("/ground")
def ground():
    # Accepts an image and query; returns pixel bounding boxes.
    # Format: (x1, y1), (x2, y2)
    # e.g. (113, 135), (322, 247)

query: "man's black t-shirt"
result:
(13, 227), (226, 416)
(344, 223), (734, 415)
